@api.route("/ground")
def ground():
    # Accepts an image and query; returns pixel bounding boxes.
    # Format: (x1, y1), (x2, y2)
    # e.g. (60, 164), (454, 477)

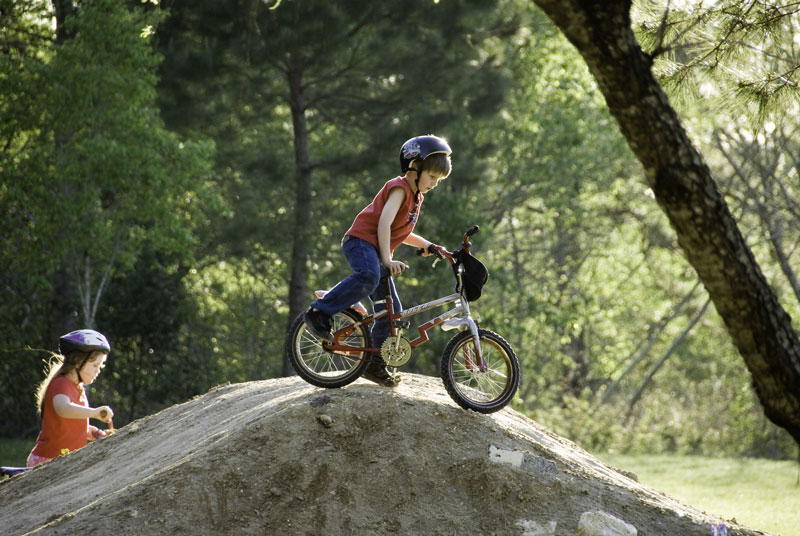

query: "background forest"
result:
(2, 0), (798, 459)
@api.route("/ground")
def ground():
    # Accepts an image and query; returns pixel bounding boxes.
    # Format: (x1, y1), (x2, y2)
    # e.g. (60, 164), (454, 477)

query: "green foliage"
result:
(0, 0), (214, 434)
(633, 0), (800, 122)
(42, 0), (214, 270)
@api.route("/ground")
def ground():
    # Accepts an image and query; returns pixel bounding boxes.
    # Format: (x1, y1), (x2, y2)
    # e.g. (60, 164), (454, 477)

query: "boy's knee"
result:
(353, 269), (380, 294)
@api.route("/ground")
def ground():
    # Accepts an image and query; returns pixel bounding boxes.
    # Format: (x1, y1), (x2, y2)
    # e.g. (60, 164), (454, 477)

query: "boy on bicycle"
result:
(304, 135), (452, 386)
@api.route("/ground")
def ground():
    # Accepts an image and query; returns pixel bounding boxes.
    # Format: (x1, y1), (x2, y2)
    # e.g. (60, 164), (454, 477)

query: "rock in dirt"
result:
(0, 374), (774, 536)
(578, 510), (637, 535)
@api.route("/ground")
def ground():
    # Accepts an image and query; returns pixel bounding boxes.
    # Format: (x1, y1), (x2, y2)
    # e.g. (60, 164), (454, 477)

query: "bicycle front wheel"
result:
(286, 308), (372, 388)
(441, 328), (519, 413)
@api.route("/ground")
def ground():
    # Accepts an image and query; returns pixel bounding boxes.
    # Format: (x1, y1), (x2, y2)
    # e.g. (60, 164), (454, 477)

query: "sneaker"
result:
(303, 307), (333, 343)
(362, 361), (400, 387)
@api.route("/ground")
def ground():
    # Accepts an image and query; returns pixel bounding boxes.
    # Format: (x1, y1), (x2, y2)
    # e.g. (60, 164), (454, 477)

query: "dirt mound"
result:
(0, 374), (771, 535)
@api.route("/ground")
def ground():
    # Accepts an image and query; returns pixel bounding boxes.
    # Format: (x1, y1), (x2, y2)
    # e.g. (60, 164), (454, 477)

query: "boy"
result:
(304, 135), (452, 386)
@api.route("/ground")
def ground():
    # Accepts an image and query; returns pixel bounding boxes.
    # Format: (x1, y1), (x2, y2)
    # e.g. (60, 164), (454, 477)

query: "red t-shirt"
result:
(32, 375), (90, 459)
(345, 177), (422, 253)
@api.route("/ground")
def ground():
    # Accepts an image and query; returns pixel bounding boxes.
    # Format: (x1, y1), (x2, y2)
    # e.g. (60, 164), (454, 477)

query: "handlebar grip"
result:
(418, 244), (445, 259)
(465, 225), (480, 237)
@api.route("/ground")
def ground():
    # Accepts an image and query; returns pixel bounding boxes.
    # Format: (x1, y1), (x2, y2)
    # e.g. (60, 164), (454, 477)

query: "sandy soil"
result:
(0, 374), (773, 535)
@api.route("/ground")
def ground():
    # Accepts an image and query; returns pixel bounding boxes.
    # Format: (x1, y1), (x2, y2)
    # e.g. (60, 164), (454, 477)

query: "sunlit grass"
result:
(0, 438), (34, 468)
(596, 453), (800, 536)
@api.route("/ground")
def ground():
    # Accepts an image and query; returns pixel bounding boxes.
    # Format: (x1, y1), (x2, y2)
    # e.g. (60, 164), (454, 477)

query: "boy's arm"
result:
(403, 232), (432, 251)
(378, 188), (409, 275)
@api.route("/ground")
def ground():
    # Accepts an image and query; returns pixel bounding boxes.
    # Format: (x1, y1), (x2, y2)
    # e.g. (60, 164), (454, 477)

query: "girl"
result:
(27, 329), (114, 467)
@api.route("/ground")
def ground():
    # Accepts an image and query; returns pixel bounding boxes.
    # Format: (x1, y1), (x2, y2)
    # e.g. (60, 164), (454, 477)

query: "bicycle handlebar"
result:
(416, 243), (445, 258)
(415, 225), (480, 261)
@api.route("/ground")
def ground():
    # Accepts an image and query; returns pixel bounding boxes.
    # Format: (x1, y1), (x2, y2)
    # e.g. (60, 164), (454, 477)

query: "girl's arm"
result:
(53, 394), (113, 423)
(378, 188), (409, 275)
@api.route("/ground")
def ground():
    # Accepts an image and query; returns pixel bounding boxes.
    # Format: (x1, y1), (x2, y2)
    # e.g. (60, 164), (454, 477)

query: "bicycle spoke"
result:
(289, 309), (370, 384)
(451, 337), (511, 402)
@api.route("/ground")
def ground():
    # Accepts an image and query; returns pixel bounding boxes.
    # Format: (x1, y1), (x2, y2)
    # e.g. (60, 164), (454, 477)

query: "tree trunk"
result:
(284, 57), (312, 376)
(52, 0), (75, 44)
(533, 0), (800, 444)
(48, 0), (78, 343)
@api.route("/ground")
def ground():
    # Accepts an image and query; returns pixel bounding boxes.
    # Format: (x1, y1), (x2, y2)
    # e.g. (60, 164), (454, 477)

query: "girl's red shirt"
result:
(345, 176), (422, 253)
(32, 375), (90, 459)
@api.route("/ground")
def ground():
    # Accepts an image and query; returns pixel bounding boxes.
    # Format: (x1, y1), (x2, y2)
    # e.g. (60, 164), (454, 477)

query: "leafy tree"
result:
(532, 0), (800, 445)
(155, 0), (523, 374)
(0, 0), (213, 435)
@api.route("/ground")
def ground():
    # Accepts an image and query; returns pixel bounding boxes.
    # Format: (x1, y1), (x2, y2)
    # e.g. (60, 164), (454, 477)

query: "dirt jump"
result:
(0, 374), (772, 535)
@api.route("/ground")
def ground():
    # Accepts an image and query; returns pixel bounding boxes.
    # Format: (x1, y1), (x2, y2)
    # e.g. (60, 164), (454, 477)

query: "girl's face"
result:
(82, 353), (108, 385)
(418, 170), (446, 194)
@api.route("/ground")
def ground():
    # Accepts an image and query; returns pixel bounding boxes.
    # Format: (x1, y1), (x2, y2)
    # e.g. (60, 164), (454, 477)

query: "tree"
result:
(532, 0), (800, 444)
(0, 0), (213, 435)
(155, 0), (522, 375)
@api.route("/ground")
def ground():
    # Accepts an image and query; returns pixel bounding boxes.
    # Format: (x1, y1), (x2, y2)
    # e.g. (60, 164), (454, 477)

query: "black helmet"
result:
(399, 135), (452, 173)
(59, 329), (111, 355)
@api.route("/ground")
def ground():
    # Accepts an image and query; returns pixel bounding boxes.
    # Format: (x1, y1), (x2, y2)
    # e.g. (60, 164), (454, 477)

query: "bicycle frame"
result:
(324, 272), (487, 371)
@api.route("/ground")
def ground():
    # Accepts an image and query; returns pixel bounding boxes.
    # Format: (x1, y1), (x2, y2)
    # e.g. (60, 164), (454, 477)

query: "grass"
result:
(596, 453), (800, 536)
(0, 438), (34, 468)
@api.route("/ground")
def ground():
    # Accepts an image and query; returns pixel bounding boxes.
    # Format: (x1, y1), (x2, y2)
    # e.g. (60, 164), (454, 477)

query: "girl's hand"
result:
(89, 426), (107, 440)
(383, 259), (408, 276)
(95, 406), (114, 423)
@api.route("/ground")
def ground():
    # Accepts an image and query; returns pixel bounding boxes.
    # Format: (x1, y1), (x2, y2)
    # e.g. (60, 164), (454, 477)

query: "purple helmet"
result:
(59, 329), (111, 355)
(399, 135), (452, 173)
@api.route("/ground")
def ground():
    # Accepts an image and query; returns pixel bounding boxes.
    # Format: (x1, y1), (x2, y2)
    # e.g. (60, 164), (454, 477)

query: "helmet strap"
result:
(76, 354), (91, 384)
(411, 164), (422, 202)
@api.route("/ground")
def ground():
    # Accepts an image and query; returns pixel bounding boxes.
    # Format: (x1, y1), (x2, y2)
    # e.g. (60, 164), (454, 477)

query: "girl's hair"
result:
(419, 153), (452, 178)
(34, 350), (105, 414)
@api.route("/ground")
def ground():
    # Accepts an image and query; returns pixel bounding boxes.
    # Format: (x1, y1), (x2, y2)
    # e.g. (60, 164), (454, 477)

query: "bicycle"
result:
(285, 225), (520, 413)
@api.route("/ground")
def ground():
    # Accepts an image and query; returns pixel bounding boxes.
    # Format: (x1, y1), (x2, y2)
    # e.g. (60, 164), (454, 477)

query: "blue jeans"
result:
(311, 236), (401, 353)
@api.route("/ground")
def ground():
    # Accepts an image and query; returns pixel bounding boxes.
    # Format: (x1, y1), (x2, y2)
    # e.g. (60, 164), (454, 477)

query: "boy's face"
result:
(418, 170), (446, 194)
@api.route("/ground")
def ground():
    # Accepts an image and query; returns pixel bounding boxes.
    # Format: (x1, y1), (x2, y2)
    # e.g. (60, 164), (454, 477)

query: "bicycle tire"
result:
(440, 328), (519, 413)
(286, 308), (372, 388)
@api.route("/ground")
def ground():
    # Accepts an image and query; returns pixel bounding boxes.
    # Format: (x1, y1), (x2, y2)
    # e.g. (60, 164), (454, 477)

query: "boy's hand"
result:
(384, 259), (408, 275)
(420, 243), (446, 258)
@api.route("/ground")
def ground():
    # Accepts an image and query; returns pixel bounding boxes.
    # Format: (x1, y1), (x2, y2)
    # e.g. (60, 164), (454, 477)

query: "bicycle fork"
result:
(440, 303), (487, 373)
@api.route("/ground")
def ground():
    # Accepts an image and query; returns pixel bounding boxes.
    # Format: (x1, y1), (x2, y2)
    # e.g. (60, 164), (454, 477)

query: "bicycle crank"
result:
(381, 336), (412, 367)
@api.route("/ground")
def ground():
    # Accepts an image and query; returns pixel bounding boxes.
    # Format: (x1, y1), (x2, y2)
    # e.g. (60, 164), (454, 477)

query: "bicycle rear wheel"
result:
(286, 308), (371, 388)
(441, 328), (519, 413)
